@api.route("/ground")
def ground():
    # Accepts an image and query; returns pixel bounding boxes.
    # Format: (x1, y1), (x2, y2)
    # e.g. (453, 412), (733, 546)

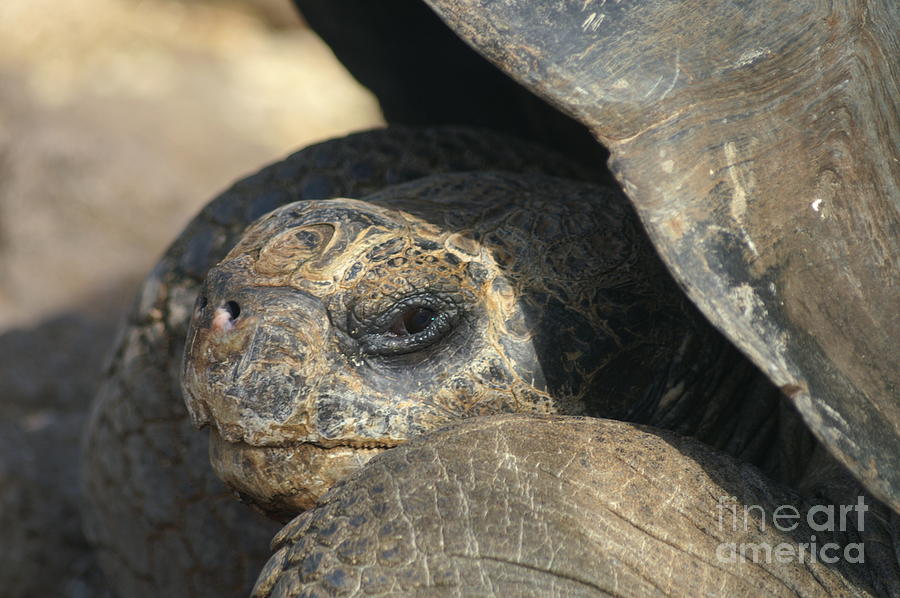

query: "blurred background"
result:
(0, 0), (383, 422)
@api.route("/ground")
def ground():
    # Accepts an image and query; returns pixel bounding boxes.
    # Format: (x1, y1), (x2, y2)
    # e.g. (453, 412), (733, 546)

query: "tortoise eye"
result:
(354, 294), (459, 357)
(387, 307), (436, 336)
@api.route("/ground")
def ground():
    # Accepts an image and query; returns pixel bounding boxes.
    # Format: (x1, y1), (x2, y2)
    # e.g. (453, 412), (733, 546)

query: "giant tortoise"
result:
(71, 0), (900, 596)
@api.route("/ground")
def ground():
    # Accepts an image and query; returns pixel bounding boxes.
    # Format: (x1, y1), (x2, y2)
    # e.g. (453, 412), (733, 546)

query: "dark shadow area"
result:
(0, 299), (125, 597)
(294, 0), (614, 186)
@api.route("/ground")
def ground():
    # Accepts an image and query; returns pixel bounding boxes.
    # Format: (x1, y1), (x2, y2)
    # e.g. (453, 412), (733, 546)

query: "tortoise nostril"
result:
(196, 296), (208, 311)
(224, 301), (241, 320)
(211, 301), (241, 333)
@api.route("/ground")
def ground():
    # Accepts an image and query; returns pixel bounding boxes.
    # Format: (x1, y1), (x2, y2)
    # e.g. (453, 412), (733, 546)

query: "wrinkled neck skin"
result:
(632, 307), (814, 486)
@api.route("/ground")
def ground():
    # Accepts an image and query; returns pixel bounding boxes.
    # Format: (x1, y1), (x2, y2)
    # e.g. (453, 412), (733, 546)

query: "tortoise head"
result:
(182, 173), (697, 518)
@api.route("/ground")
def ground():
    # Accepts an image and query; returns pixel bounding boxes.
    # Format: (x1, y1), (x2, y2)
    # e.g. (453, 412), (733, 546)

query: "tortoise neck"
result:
(635, 332), (816, 488)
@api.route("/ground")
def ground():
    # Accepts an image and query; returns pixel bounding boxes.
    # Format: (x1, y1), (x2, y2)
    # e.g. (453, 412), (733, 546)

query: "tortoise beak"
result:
(207, 428), (384, 521)
(181, 283), (329, 446)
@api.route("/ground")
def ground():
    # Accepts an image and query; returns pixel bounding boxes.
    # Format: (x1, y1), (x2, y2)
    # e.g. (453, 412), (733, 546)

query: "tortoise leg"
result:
(425, 0), (900, 512)
(254, 415), (893, 597)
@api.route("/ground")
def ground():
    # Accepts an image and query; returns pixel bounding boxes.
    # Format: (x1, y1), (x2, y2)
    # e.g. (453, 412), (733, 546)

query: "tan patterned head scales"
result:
(181, 172), (707, 518)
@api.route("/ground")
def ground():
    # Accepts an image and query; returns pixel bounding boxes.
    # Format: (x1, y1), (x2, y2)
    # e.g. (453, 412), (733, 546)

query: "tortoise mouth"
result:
(289, 437), (404, 450)
(208, 429), (391, 521)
